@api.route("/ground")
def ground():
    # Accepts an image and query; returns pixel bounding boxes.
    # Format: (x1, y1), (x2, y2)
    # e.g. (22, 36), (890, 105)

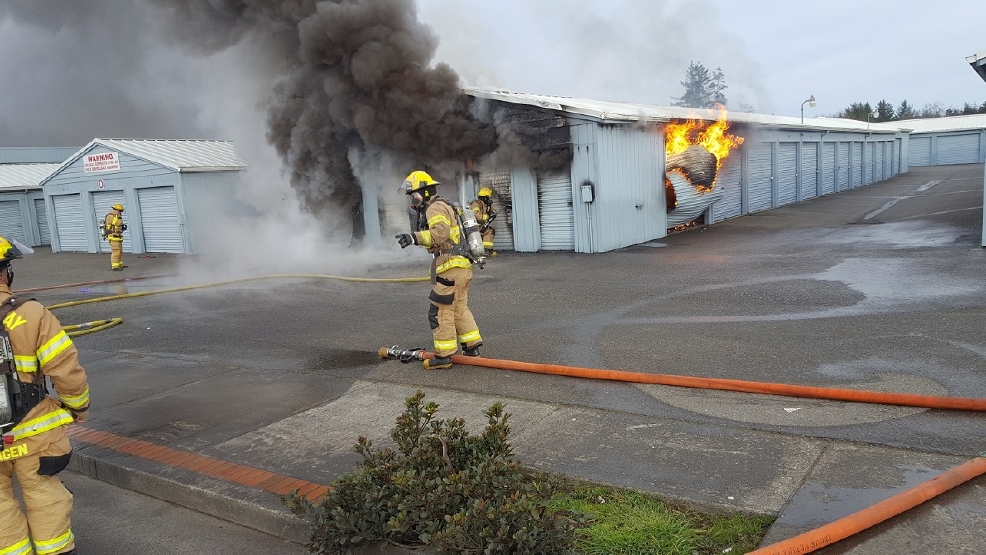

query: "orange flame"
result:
(665, 105), (744, 170)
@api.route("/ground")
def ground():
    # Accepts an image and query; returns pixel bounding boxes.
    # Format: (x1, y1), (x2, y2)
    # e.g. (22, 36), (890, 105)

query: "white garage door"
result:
(93, 191), (131, 253)
(34, 198), (50, 245)
(0, 201), (24, 244)
(537, 172), (574, 251)
(53, 194), (87, 252)
(138, 186), (184, 253)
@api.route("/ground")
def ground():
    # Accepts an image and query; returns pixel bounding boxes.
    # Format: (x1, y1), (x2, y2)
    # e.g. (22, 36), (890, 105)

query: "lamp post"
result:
(867, 110), (878, 129)
(801, 95), (816, 124)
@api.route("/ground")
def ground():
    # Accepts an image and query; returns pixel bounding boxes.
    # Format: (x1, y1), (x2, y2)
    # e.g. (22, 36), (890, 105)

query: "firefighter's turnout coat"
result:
(468, 198), (496, 251)
(0, 285), (89, 555)
(410, 197), (482, 357)
(104, 210), (125, 270)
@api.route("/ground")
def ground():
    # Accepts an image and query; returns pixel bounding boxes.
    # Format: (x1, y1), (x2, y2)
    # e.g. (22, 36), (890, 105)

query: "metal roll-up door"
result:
(34, 198), (50, 245)
(777, 143), (797, 206)
(936, 133), (981, 165)
(874, 142), (885, 181)
(801, 143), (818, 200)
(837, 143), (849, 191)
(480, 169), (514, 252)
(851, 143), (863, 188)
(892, 139), (901, 175)
(0, 201), (24, 244)
(820, 143), (836, 195)
(93, 190), (131, 254)
(909, 136), (932, 166)
(537, 172), (574, 251)
(711, 154), (742, 221)
(748, 146), (772, 213)
(53, 194), (87, 251)
(138, 186), (184, 253)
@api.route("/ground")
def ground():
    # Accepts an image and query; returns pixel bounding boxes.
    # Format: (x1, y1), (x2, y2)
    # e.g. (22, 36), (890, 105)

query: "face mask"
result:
(4, 265), (12, 287)
(410, 192), (425, 209)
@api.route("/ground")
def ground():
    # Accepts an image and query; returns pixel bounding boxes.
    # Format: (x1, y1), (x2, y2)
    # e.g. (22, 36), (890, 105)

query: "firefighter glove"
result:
(396, 233), (416, 248)
(69, 406), (89, 423)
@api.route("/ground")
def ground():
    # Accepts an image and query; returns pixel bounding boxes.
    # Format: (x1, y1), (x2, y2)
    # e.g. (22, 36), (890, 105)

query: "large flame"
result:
(665, 105), (744, 171)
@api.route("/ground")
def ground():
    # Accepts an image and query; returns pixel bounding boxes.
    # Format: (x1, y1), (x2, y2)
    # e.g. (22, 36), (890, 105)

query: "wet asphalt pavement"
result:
(14, 163), (986, 554)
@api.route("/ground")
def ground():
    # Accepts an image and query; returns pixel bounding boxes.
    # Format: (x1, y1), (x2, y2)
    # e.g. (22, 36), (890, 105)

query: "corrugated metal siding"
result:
(776, 143), (797, 205)
(93, 190), (131, 253)
(909, 136), (933, 166)
(801, 143), (818, 200)
(891, 139), (900, 175)
(509, 167), (539, 252)
(137, 187), (184, 253)
(748, 146), (773, 213)
(592, 125), (664, 251)
(537, 173), (574, 251)
(820, 143), (836, 195)
(711, 154), (742, 221)
(34, 198), (50, 245)
(53, 194), (87, 251)
(837, 143), (850, 191)
(936, 133), (981, 165)
(0, 200), (25, 244)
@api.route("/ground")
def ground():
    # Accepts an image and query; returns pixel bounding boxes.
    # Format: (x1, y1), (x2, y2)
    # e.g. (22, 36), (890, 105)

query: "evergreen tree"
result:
(839, 102), (874, 121)
(672, 61), (727, 109)
(710, 67), (728, 106)
(895, 100), (915, 120)
(918, 102), (944, 118)
(875, 99), (895, 121)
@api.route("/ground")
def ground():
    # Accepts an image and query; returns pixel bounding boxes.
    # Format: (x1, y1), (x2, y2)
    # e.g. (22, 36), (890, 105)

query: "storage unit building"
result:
(375, 89), (905, 254)
(900, 114), (986, 167)
(0, 164), (60, 246)
(40, 139), (246, 255)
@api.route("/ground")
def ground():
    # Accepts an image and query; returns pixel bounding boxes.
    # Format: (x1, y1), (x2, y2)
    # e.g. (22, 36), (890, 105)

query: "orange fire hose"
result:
(746, 456), (986, 555)
(378, 347), (986, 411)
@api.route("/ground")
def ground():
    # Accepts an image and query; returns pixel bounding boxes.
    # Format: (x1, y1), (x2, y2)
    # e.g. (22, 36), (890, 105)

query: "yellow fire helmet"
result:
(0, 236), (23, 265)
(112, 203), (124, 211)
(401, 170), (440, 194)
(477, 187), (493, 198)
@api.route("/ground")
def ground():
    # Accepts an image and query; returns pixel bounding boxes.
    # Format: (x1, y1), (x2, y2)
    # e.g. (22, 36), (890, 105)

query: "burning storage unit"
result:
(449, 89), (907, 253)
(40, 139), (246, 255)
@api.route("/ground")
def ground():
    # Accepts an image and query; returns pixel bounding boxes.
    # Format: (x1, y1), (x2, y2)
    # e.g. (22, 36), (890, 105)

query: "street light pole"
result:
(801, 95), (816, 124)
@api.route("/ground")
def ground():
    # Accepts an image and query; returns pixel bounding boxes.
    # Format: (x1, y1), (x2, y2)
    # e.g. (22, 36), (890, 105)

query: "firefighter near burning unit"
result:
(396, 171), (485, 371)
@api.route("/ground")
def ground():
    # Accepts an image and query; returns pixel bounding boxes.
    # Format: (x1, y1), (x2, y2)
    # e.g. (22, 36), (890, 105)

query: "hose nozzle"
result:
(379, 345), (427, 363)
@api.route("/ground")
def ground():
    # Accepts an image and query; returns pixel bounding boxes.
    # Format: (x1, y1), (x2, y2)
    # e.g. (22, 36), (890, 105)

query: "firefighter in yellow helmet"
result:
(396, 171), (483, 370)
(103, 203), (128, 271)
(0, 236), (90, 555)
(468, 187), (497, 256)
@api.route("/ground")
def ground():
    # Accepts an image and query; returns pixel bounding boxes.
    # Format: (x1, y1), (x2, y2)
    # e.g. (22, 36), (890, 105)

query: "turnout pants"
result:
(428, 266), (482, 357)
(0, 433), (75, 555)
(109, 237), (124, 269)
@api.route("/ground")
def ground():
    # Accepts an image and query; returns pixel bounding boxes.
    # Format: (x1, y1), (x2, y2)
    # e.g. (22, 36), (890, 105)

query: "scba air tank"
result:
(459, 211), (486, 260)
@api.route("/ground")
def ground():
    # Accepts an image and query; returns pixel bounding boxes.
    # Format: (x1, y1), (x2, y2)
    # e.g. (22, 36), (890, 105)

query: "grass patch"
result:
(551, 483), (774, 555)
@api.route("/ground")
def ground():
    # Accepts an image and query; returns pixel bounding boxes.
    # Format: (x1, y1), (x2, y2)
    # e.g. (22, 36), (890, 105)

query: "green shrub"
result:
(282, 390), (584, 554)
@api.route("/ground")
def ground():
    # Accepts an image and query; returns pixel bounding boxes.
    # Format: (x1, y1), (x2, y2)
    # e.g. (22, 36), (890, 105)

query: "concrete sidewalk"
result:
(14, 163), (986, 554)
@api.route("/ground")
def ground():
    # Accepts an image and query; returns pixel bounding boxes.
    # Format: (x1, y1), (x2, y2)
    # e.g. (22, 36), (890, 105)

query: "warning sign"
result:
(83, 152), (120, 173)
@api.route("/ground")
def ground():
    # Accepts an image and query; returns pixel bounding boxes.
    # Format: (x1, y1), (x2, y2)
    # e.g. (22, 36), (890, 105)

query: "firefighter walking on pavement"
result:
(468, 187), (497, 256)
(0, 235), (90, 555)
(103, 204), (127, 271)
(396, 171), (483, 370)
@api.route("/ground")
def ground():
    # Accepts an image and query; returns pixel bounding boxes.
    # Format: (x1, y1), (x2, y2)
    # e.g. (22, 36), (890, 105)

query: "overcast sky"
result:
(1, 0), (983, 149)
(419, 0), (986, 117)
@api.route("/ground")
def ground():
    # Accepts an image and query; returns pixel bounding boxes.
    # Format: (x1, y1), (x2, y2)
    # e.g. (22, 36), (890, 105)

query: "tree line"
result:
(673, 61), (986, 121)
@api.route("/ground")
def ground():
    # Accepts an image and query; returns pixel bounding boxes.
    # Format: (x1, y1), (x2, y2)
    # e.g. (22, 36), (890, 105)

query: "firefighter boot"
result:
(423, 356), (453, 370)
(462, 344), (481, 357)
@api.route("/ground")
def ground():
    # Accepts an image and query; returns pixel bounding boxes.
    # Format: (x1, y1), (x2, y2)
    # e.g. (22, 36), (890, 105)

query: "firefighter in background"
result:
(396, 171), (483, 370)
(468, 187), (497, 256)
(103, 203), (127, 271)
(0, 236), (90, 555)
